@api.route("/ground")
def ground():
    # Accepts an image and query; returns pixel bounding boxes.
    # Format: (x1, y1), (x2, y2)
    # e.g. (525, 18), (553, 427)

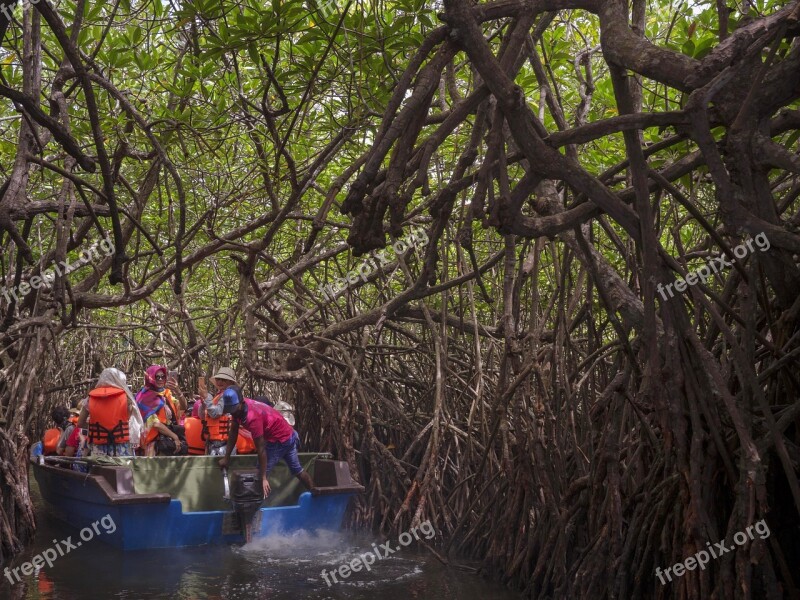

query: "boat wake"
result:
(234, 528), (426, 592)
(239, 528), (347, 559)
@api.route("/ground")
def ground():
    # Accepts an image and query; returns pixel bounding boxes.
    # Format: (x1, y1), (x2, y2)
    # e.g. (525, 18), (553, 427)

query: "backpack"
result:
(154, 424), (188, 456)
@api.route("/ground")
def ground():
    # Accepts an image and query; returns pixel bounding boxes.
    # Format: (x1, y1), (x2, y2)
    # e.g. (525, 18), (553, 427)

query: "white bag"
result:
(128, 398), (144, 449)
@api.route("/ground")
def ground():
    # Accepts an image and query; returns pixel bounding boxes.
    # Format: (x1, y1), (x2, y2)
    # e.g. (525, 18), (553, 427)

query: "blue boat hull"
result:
(32, 457), (360, 550)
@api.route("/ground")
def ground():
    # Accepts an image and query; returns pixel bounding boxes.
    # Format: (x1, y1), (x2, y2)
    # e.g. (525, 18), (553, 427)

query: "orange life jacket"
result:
(87, 386), (130, 445)
(143, 390), (179, 446)
(236, 429), (256, 454)
(184, 416), (206, 455)
(43, 428), (61, 455)
(206, 393), (230, 442)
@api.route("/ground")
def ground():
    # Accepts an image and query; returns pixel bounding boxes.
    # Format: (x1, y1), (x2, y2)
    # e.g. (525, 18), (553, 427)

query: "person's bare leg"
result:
(297, 470), (314, 491)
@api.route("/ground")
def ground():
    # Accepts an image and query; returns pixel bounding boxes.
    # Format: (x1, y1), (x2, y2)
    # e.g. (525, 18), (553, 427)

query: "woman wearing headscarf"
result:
(136, 365), (183, 456)
(76, 368), (144, 457)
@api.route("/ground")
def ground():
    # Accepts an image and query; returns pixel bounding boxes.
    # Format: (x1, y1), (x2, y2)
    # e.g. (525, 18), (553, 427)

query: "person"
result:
(136, 365), (184, 456)
(56, 407), (81, 456)
(62, 419), (88, 472)
(218, 386), (313, 497)
(63, 423), (83, 458)
(183, 395), (209, 456)
(200, 367), (240, 456)
(185, 379), (254, 455)
(42, 406), (71, 456)
(77, 368), (142, 457)
(254, 395), (295, 426)
(190, 394), (203, 418)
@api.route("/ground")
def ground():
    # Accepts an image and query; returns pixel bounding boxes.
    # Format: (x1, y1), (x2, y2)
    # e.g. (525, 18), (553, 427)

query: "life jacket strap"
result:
(88, 420), (129, 448)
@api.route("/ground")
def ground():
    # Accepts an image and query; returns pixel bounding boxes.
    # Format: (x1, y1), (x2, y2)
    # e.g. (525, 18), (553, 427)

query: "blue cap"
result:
(221, 387), (243, 413)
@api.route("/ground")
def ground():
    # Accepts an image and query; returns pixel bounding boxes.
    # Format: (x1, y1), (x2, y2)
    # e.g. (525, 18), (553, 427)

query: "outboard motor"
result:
(222, 468), (264, 542)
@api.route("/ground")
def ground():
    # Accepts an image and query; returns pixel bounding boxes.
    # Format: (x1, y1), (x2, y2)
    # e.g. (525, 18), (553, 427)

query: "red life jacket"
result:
(184, 417), (206, 455)
(43, 428), (61, 455)
(206, 393), (230, 442)
(236, 428), (256, 454)
(87, 386), (130, 445)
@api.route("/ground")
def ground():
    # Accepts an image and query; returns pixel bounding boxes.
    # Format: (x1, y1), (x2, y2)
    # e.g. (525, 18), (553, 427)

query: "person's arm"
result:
(76, 406), (89, 429)
(56, 425), (72, 456)
(164, 391), (179, 424)
(218, 418), (239, 468)
(254, 435), (270, 497)
(204, 393), (223, 418)
(64, 427), (79, 457)
(166, 377), (186, 411)
(152, 421), (181, 453)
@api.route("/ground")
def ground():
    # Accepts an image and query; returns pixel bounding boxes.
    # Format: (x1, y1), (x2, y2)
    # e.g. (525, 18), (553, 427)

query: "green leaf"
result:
(88, 1), (104, 20)
(131, 27), (144, 45)
(247, 42), (260, 66)
(693, 37), (715, 59)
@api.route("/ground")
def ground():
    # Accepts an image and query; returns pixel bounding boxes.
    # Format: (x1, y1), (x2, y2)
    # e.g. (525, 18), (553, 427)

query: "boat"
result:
(30, 452), (363, 550)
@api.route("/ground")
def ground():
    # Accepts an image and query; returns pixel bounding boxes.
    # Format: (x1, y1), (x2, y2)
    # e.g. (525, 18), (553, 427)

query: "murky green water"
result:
(1, 473), (521, 600)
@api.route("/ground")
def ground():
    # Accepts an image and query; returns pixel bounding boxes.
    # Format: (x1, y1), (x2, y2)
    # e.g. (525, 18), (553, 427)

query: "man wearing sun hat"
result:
(199, 366), (241, 455)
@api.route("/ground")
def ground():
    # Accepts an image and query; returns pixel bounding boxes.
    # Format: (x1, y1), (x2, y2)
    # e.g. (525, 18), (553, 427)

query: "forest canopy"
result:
(1, 0), (800, 598)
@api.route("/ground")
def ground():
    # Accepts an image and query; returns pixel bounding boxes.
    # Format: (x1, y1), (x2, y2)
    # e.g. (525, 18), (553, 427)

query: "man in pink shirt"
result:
(218, 386), (313, 497)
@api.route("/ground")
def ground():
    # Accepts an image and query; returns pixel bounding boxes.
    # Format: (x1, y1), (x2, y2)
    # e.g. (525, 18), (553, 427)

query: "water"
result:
(1, 475), (521, 600)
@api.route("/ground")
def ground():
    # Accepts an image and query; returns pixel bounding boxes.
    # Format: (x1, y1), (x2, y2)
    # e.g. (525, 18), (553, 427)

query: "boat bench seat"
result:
(89, 465), (172, 505)
(92, 466), (136, 495)
(311, 459), (365, 496)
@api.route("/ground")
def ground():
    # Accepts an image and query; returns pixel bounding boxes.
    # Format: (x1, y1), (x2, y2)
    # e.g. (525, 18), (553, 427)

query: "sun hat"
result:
(212, 367), (237, 384)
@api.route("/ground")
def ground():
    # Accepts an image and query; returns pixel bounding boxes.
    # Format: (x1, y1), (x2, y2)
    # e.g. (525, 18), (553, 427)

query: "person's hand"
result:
(218, 457), (228, 469)
(262, 477), (271, 498)
(167, 379), (183, 397)
(166, 377), (184, 400)
(172, 436), (182, 454)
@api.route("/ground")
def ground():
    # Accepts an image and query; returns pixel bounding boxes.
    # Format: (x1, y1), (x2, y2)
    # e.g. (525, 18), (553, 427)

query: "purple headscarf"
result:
(136, 365), (167, 420)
